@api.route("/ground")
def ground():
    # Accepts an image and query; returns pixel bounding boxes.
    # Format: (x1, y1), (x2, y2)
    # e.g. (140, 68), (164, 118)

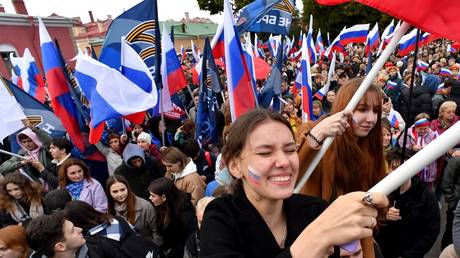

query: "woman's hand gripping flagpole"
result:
(294, 22), (411, 194)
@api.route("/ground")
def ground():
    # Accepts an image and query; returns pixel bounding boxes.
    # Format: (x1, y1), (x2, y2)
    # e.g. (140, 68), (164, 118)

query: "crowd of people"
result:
(0, 38), (460, 258)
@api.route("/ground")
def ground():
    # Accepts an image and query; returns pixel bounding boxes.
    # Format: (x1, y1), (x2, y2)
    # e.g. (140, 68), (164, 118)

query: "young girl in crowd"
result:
(0, 225), (28, 258)
(199, 109), (388, 258)
(399, 113), (439, 190)
(161, 147), (205, 205)
(58, 158), (108, 212)
(0, 173), (44, 227)
(148, 177), (197, 258)
(105, 175), (162, 245)
(312, 100), (326, 121)
(297, 78), (387, 257)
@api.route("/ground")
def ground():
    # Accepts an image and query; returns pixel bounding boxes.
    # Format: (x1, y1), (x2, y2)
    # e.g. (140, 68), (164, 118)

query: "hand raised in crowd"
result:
(20, 156), (34, 166)
(307, 109), (352, 149)
(386, 206), (401, 221)
(31, 160), (45, 172)
(290, 192), (388, 258)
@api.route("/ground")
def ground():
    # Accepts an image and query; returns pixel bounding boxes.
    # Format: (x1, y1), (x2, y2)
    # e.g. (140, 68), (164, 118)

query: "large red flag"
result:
(316, 0), (460, 42)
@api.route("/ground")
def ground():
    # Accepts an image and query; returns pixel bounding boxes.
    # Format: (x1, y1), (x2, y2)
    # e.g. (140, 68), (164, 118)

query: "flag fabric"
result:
(161, 25), (188, 96)
(365, 23), (379, 56)
(20, 48), (46, 103)
(448, 44), (457, 54)
(38, 17), (86, 152)
(377, 19), (395, 55)
(5, 78), (66, 139)
(385, 80), (398, 90)
(10, 54), (23, 88)
(300, 34), (313, 122)
(436, 83), (445, 94)
(196, 38), (219, 146)
(306, 15), (317, 64)
(74, 53), (158, 144)
(398, 28), (418, 57)
(223, 0), (257, 121)
(236, 0), (284, 34)
(211, 22), (225, 59)
(180, 45), (186, 62)
(326, 32), (331, 46)
(191, 40), (200, 63)
(259, 37), (283, 108)
(324, 28), (347, 57)
(417, 60), (429, 71)
(315, 0), (460, 42)
(387, 108), (400, 129)
(11, 69), (19, 85)
(0, 77), (27, 140)
(439, 67), (452, 77)
(339, 24), (369, 45)
(365, 50), (373, 75)
(315, 29), (325, 58)
(244, 35), (257, 93)
(268, 34), (278, 57)
(314, 52), (336, 101)
(99, 0), (160, 81)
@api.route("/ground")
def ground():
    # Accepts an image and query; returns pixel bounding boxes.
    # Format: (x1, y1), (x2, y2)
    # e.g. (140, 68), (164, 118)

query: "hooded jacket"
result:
(165, 159), (205, 206)
(0, 127), (52, 182)
(114, 143), (165, 200)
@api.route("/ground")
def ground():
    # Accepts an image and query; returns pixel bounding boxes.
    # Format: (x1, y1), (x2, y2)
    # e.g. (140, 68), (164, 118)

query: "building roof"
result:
(160, 21), (218, 39)
(0, 12), (74, 27)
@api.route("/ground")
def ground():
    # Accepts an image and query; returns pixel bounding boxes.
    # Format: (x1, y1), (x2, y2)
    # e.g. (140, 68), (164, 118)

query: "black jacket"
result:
(375, 177), (440, 258)
(199, 184), (339, 258)
(442, 157), (460, 210)
(398, 85), (433, 126)
(194, 150), (216, 184)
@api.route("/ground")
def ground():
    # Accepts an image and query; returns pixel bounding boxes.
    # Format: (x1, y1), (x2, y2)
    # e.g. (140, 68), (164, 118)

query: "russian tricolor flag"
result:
(300, 33), (313, 122)
(244, 34), (257, 93)
(447, 44), (457, 54)
(314, 52), (336, 101)
(436, 83), (445, 94)
(211, 22), (225, 59)
(385, 80), (398, 90)
(364, 23), (379, 56)
(387, 109), (400, 129)
(223, 0), (257, 121)
(439, 67), (452, 77)
(417, 60), (429, 71)
(339, 24), (369, 45)
(180, 45), (186, 62)
(306, 15), (317, 64)
(9, 53), (23, 88)
(38, 17), (85, 152)
(191, 40), (200, 63)
(20, 48), (46, 103)
(315, 29), (325, 58)
(161, 24), (188, 96)
(398, 28), (418, 57)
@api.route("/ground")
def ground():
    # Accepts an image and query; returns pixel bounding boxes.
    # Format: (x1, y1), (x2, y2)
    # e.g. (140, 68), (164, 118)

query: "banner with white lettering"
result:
(246, 0), (295, 35)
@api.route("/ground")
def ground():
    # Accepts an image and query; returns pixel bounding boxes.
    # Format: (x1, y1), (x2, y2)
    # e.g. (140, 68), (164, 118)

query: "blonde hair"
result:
(196, 197), (215, 214)
(439, 101), (457, 116)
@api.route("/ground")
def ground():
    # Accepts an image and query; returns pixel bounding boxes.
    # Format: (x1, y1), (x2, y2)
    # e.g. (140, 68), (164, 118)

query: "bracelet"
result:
(307, 131), (323, 146)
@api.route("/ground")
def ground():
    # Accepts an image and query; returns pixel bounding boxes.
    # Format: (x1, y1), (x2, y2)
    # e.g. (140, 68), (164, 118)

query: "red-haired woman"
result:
(58, 158), (107, 212)
(297, 78), (387, 258)
(0, 173), (44, 226)
(106, 175), (162, 245)
(0, 225), (28, 258)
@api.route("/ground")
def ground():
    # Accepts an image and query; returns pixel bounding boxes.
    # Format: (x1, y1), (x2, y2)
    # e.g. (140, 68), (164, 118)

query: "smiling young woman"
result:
(199, 109), (388, 258)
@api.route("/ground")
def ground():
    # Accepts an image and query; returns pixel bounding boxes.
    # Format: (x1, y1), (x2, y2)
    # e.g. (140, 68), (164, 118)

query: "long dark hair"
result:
(106, 175), (136, 224)
(148, 178), (189, 226)
(63, 200), (112, 234)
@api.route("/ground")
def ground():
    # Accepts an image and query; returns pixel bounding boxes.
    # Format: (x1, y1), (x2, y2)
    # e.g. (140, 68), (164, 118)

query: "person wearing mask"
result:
(0, 173), (44, 227)
(114, 143), (165, 200)
(105, 175), (162, 245)
(58, 158), (107, 213)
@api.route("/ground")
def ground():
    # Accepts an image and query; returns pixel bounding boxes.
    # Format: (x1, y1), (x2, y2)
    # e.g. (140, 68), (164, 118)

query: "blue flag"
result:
(236, 0), (283, 34)
(238, 0), (295, 35)
(259, 36), (283, 109)
(196, 38), (219, 147)
(99, 0), (161, 83)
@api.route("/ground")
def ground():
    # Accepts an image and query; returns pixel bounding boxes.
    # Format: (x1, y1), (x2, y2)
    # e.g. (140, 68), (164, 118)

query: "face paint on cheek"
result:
(247, 165), (261, 185)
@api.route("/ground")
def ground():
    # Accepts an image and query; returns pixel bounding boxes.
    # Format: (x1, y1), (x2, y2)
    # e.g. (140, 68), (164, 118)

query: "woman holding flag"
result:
(297, 78), (387, 257)
(199, 109), (388, 258)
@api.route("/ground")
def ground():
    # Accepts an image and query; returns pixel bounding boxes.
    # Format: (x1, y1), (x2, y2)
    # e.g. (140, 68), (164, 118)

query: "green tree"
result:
(302, 0), (392, 39)
(197, 0), (252, 15)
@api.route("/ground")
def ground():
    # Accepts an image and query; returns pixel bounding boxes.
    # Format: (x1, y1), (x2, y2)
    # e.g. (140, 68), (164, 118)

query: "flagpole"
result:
(0, 149), (28, 160)
(294, 21), (411, 193)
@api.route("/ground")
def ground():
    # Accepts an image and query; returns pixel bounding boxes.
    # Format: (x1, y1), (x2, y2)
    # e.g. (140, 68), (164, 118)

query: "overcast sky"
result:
(0, 0), (303, 23)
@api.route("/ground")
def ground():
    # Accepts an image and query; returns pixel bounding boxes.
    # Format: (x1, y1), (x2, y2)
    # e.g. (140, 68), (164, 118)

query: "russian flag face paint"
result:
(247, 165), (262, 185)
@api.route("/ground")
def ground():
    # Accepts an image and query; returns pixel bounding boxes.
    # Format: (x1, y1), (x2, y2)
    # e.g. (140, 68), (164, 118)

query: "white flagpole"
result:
(0, 149), (28, 160)
(294, 22), (411, 193)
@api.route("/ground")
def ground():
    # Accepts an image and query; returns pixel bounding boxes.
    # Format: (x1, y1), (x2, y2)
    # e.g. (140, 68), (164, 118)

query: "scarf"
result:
(66, 180), (85, 200)
(114, 202), (128, 219)
(9, 199), (44, 223)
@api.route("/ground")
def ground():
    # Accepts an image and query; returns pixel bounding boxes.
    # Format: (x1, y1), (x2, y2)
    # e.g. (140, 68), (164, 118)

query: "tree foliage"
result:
(196, 0), (252, 15)
(302, 1), (392, 39)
